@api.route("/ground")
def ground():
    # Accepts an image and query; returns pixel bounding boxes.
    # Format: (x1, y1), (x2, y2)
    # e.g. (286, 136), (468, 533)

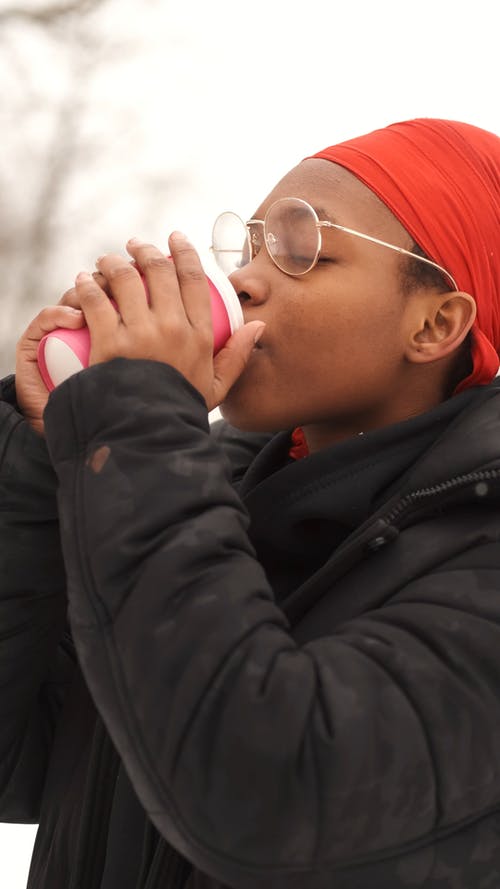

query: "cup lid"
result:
(201, 252), (243, 334)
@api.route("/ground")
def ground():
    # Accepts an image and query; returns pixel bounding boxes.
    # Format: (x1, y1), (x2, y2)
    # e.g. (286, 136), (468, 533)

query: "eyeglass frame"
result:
(211, 197), (458, 291)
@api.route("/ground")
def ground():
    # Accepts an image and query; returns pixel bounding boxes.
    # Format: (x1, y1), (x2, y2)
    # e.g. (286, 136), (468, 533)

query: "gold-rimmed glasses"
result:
(211, 196), (458, 290)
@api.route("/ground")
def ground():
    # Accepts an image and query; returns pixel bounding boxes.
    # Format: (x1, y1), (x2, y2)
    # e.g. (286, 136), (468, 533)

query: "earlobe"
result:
(407, 292), (476, 364)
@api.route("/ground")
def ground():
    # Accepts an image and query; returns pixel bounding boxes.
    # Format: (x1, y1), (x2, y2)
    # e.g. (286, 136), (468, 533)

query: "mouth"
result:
(250, 333), (263, 347)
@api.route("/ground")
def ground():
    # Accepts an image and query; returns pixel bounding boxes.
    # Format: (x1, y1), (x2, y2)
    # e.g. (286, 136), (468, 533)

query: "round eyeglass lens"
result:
(265, 198), (320, 275)
(211, 212), (250, 276)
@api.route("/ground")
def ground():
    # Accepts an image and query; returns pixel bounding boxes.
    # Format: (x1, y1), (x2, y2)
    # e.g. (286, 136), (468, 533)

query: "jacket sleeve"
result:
(43, 358), (500, 888)
(209, 417), (275, 485)
(0, 377), (74, 822)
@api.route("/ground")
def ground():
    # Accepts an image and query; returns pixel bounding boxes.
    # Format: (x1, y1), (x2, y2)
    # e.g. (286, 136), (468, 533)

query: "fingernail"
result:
(75, 271), (92, 283)
(253, 323), (265, 344)
(69, 307), (83, 314)
(170, 230), (189, 243)
(127, 237), (142, 246)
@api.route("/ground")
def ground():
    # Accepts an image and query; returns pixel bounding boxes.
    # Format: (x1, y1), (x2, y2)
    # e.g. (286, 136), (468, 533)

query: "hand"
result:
(15, 304), (86, 436)
(74, 234), (265, 411)
(57, 270), (112, 309)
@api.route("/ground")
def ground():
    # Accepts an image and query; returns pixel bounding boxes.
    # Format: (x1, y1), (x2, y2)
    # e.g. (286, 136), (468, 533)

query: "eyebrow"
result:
(311, 206), (340, 224)
(248, 204), (341, 225)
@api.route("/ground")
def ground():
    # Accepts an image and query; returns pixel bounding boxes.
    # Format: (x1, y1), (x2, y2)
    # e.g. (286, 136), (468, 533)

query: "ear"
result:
(406, 292), (477, 364)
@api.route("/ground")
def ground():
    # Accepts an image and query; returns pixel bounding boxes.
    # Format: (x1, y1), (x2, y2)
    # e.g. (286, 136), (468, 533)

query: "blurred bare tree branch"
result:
(18, 47), (92, 308)
(0, 0), (111, 374)
(0, 0), (183, 376)
(0, 0), (104, 26)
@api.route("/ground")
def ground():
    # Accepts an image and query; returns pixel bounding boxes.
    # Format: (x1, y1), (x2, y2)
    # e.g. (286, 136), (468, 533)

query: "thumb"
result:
(210, 321), (265, 408)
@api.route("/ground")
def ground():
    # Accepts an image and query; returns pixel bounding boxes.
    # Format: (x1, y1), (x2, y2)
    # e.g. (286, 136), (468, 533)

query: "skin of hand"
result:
(14, 236), (263, 436)
(74, 232), (265, 412)
(15, 270), (110, 437)
(15, 304), (86, 437)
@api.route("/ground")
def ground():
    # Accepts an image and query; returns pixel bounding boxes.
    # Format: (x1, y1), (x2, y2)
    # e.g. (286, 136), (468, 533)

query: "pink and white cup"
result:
(37, 254), (243, 391)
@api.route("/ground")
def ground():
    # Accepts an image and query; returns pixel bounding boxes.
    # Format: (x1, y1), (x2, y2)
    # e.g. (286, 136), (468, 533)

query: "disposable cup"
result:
(37, 254), (243, 391)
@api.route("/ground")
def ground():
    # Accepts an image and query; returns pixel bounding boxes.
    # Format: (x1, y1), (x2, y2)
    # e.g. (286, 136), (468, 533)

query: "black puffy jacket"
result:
(3, 358), (500, 889)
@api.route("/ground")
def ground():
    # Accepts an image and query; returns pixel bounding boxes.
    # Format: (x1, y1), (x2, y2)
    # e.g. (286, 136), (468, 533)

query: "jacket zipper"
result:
(382, 467), (500, 529)
(285, 467), (500, 624)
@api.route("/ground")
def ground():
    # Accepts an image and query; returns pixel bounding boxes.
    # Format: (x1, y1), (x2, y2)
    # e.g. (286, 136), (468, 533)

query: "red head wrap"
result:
(310, 119), (500, 392)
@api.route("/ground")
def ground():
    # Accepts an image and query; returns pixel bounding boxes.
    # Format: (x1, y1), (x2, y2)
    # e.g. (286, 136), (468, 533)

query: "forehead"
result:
(259, 158), (410, 244)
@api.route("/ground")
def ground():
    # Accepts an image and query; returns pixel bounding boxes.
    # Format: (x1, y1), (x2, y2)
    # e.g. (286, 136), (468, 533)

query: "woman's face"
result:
(220, 159), (423, 443)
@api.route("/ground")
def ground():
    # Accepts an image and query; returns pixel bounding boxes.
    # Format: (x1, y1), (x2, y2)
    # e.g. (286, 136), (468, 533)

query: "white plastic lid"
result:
(44, 337), (85, 387)
(200, 252), (244, 334)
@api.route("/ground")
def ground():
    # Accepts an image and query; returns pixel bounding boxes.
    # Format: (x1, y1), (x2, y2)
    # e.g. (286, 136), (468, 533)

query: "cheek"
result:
(326, 298), (405, 378)
(277, 292), (406, 417)
(282, 295), (401, 372)
(221, 290), (405, 429)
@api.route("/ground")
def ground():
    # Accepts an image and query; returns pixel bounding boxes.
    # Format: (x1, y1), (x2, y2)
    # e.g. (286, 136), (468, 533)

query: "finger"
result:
(94, 254), (147, 325)
(168, 232), (212, 331)
(125, 238), (185, 321)
(211, 321), (265, 406)
(17, 306), (85, 376)
(58, 272), (109, 310)
(74, 271), (117, 334)
(58, 286), (80, 309)
(20, 305), (85, 349)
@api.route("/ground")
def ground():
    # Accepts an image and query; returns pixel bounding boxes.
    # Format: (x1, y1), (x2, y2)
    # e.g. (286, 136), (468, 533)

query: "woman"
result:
(2, 118), (500, 888)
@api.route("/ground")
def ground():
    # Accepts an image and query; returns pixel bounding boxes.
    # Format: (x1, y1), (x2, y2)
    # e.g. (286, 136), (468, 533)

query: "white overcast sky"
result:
(85, 0), (499, 255)
(0, 0), (498, 884)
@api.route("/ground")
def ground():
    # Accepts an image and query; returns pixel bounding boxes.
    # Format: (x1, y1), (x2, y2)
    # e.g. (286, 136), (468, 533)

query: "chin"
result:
(219, 399), (282, 434)
(221, 363), (304, 432)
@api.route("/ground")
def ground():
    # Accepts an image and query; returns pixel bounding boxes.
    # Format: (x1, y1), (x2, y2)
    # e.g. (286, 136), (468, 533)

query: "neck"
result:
(302, 380), (448, 453)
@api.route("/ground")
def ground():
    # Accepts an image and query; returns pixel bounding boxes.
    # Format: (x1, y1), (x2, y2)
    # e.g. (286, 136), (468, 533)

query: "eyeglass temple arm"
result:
(210, 217), (458, 291)
(319, 221), (458, 291)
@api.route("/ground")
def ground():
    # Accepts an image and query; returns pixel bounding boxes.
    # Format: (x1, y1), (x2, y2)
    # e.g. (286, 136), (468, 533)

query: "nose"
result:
(228, 257), (272, 309)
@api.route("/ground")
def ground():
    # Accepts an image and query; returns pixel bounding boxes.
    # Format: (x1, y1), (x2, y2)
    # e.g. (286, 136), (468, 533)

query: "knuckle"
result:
(16, 334), (29, 352)
(38, 306), (57, 323)
(178, 264), (206, 284)
(141, 255), (173, 274)
(75, 275), (99, 295)
(107, 264), (139, 283)
(173, 243), (193, 257)
(58, 287), (77, 306)
(78, 285), (99, 303)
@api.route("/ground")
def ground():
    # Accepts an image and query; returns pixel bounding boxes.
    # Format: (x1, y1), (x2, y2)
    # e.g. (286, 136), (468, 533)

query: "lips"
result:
(251, 339), (265, 354)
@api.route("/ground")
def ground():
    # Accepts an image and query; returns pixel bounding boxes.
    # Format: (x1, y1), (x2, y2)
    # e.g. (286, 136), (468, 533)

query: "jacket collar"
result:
(236, 383), (500, 611)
